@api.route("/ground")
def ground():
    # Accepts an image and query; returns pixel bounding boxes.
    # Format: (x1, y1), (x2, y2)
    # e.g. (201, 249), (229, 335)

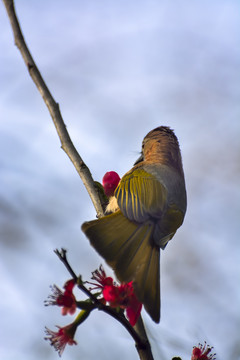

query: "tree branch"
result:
(3, 1), (155, 359)
(2, 0), (104, 219)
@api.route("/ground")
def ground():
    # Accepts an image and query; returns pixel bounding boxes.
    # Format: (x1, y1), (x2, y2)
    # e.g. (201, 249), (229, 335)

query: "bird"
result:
(81, 126), (187, 323)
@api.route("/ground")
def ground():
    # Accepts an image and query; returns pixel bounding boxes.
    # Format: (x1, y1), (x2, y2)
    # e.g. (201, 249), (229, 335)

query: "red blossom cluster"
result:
(45, 265), (142, 356)
(44, 267), (217, 359)
(90, 265), (142, 327)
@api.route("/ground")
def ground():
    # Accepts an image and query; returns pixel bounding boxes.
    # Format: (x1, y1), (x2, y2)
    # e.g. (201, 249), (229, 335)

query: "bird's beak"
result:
(134, 152), (144, 165)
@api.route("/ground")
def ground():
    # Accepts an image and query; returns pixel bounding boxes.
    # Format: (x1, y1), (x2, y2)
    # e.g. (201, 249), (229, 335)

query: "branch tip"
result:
(54, 248), (67, 260)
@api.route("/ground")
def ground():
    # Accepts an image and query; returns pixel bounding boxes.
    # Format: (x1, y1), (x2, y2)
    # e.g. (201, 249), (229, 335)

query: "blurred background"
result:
(0, 1), (239, 359)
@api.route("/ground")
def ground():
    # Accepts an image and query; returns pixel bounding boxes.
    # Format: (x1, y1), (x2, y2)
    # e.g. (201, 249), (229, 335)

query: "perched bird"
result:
(82, 126), (187, 323)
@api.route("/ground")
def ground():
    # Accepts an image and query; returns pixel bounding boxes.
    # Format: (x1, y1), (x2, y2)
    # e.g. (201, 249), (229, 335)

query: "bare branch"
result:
(3, 1), (155, 359)
(2, 0), (104, 218)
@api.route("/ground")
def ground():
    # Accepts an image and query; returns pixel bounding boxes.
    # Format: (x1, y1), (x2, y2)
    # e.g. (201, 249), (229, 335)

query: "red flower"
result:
(45, 324), (77, 357)
(45, 279), (76, 316)
(90, 266), (142, 326)
(102, 171), (120, 197)
(191, 342), (216, 360)
(90, 266), (114, 288)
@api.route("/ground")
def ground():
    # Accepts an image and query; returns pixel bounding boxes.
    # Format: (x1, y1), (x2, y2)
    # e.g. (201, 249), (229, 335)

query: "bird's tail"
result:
(82, 211), (160, 323)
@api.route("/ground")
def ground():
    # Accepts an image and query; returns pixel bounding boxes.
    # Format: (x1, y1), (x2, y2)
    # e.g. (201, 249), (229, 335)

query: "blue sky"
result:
(0, 1), (240, 360)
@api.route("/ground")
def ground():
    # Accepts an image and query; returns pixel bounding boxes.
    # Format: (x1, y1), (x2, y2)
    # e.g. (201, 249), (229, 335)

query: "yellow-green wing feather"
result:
(82, 211), (137, 268)
(115, 168), (167, 223)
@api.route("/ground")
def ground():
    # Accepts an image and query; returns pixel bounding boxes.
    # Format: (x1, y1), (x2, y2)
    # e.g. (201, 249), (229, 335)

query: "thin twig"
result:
(2, 0), (104, 219)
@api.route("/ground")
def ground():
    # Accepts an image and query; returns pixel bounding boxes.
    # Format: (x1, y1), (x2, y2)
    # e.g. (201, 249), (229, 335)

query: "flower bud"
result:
(102, 171), (120, 197)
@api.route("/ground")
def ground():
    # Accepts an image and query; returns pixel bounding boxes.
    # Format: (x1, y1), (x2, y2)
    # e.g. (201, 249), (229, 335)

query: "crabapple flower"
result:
(191, 342), (216, 360)
(45, 309), (91, 356)
(45, 323), (77, 357)
(102, 171), (120, 197)
(45, 279), (76, 315)
(90, 265), (142, 326)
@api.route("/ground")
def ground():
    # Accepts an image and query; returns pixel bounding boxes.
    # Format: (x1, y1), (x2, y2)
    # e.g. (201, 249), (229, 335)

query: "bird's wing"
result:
(114, 168), (167, 223)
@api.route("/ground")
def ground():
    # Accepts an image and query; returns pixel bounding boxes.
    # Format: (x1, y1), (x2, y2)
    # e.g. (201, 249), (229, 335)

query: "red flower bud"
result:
(102, 171), (120, 197)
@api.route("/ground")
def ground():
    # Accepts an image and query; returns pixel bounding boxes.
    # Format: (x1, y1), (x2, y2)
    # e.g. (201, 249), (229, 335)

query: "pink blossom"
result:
(191, 342), (216, 360)
(45, 279), (76, 315)
(45, 324), (77, 357)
